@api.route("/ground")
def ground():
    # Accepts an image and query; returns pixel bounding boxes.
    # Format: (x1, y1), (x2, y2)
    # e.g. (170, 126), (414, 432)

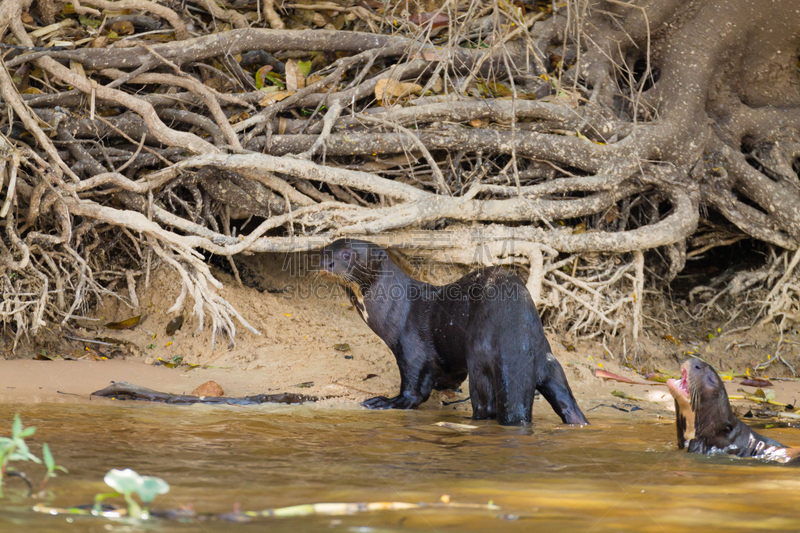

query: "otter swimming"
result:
(667, 358), (799, 463)
(319, 238), (588, 427)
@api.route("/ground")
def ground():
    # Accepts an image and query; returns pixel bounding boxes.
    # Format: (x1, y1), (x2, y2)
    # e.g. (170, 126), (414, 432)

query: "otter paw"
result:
(362, 396), (393, 409)
(362, 394), (418, 410)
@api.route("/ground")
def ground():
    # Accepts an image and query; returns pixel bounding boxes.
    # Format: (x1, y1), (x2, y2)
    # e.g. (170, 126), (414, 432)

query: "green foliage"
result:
(0, 414), (65, 497)
(296, 60), (312, 77)
(96, 468), (170, 519)
(40, 443), (68, 490)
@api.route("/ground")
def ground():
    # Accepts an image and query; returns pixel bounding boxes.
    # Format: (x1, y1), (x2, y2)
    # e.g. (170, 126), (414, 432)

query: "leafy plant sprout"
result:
(0, 414), (67, 497)
(94, 468), (170, 519)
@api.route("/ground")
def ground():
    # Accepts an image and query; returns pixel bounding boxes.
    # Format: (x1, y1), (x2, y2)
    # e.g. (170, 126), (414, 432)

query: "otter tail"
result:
(536, 353), (589, 425)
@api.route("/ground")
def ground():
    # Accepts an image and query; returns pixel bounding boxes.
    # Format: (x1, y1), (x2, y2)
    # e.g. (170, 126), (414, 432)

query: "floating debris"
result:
(33, 498), (501, 521)
(90, 382), (318, 405)
(434, 421), (478, 430)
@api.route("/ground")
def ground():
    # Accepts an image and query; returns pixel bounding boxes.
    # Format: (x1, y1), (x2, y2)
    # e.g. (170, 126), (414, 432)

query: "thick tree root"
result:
(2, 0), (800, 351)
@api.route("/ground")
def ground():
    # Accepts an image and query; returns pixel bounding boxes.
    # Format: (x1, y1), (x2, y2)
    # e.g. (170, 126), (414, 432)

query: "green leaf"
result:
(254, 65), (273, 90)
(297, 60), (312, 78)
(43, 443), (54, 471)
(12, 414), (22, 439)
(137, 476), (170, 503)
(79, 16), (101, 28)
(13, 438), (28, 453)
(19, 427), (36, 438)
(104, 468), (143, 495)
(263, 71), (285, 89)
(9, 451), (41, 463)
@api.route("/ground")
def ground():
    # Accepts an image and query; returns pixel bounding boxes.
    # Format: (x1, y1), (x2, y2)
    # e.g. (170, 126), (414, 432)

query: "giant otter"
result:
(319, 238), (588, 426)
(667, 358), (799, 463)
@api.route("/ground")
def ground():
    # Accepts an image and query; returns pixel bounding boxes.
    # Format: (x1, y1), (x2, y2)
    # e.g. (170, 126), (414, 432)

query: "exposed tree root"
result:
(2, 0), (800, 353)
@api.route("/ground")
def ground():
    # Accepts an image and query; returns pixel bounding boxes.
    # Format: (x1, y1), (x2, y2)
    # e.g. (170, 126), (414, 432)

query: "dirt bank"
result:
(3, 254), (800, 424)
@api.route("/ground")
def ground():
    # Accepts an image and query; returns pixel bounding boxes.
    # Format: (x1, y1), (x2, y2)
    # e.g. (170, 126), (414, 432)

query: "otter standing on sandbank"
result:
(320, 238), (589, 427)
(667, 358), (800, 463)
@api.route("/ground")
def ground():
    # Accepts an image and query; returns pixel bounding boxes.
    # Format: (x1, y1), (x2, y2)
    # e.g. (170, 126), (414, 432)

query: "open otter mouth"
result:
(667, 367), (690, 400)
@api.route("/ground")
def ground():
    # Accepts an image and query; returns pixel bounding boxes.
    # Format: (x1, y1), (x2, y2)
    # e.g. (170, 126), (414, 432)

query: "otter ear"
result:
(704, 369), (719, 388)
(366, 248), (387, 271)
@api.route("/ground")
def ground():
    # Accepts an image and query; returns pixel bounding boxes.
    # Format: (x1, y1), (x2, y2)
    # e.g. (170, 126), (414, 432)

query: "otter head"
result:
(667, 358), (738, 451)
(319, 239), (388, 322)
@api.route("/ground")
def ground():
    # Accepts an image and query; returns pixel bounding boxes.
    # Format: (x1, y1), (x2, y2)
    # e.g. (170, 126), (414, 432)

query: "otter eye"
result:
(341, 251), (351, 261)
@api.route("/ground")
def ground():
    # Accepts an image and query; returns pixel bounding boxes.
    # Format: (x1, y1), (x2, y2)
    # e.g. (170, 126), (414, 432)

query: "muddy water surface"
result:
(1, 401), (799, 532)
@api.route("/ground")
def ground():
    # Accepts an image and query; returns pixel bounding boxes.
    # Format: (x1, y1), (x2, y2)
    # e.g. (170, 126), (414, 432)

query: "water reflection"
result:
(0, 402), (799, 532)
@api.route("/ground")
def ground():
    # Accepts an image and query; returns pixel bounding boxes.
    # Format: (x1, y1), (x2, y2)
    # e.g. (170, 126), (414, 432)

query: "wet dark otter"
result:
(667, 358), (799, 462)
(319, 238), (588, 426)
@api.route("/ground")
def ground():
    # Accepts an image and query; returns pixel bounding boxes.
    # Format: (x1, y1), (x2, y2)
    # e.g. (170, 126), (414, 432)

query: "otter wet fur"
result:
(319, 238), (589, 427)
(667, 358), (800, 463)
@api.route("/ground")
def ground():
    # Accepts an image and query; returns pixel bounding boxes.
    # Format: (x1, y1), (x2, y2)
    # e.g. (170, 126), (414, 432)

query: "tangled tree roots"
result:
(1, 0), (800, 351)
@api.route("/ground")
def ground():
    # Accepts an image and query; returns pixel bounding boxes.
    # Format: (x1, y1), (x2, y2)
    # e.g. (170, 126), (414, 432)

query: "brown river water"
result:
(1, 401), (799, 532)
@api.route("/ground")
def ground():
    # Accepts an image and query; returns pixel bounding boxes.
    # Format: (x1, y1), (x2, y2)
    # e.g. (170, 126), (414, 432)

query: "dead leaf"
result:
(21, 12), (33, 24)
(662, 334), (680, 345)
(105, 315), (141, 330)
(258, 90), (294, 107)
(312, 11), (327, 27)
(204, 77), (229, 91)
(229, 111), (250, 124)
(409, 12), (450, 27)
(305, 73), (327, 91)
(191, 381), (224, 397)
(643, 372), (670, 383)
(166, 315), (184, 335)
(374, 79), (423, 105)
(285, 59), (305, 91)
(254, 65), (273, 90)
(605, 205), (620, 223)
(91, 36), (108, 48)
(69, 61), (85, 77)
(468, 119), (483, 128)
(611, 390), (645, 401)
(741, 378), (773, 387)
(110, 20), (135, 35)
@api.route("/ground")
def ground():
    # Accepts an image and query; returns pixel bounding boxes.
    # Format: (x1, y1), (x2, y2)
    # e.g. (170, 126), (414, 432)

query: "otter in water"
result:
(319, 238), (588, 426)
(666, 358), (799, 463)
